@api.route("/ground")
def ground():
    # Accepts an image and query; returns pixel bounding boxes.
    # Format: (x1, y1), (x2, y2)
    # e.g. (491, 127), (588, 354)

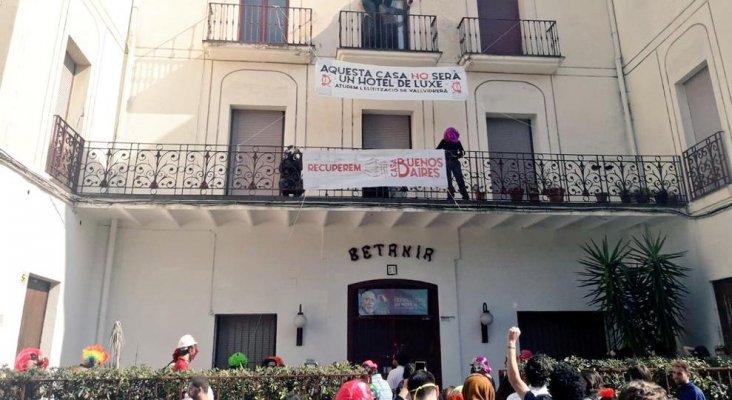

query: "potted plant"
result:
(473, 185), (487, 202)
(508, 186), (524, 202)
(543, 187), (566, 203)
(653, 188), (669, 205)
(619, 188), (632, 203)
(595, 192), (610, 203)
(633, 188), (651, 204)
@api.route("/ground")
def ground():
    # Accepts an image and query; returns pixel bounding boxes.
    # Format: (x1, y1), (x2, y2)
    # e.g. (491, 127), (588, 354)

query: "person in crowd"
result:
(627, 363), (653, 383)
(436, 127), (469, 201)
(444, 385), (465, 400)
(168, 334), (199, 372)
(14, 348), (49, 372)
(395, 362), (416, 397)
(387, 352), (409, 391)
(671, 360), (706, 400)
(397, 369), (439, 400)
(496, 372), (515, 400)
(714, 345), (728, 357)
(506, 327), (585, 400)
(362, 360), (391, 400)
(462, 355), (496, 400)
(519, 350), (534, 362)
(618, 380), (668, 400)
(186, 375), (212, 400)
(72, 344), (109, 370)
(581, 370), (602, 400)
(507, 355), (552, 400)
(261, 355), (285, 367)
(336, 379), (374, 400)
(598, 388), (616, 400)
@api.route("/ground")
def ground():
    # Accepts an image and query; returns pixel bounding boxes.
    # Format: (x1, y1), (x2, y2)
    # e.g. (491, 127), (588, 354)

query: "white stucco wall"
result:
(0, 165), (108, 367)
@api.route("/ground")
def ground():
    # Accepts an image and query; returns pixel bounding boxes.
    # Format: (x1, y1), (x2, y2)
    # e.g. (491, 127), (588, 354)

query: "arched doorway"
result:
(347, 279), (442, 385)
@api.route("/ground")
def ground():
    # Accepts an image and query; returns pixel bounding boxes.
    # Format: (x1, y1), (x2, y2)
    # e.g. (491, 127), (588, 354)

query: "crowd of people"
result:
(13, 328), (712, 400)
(337, 327), (709, 400)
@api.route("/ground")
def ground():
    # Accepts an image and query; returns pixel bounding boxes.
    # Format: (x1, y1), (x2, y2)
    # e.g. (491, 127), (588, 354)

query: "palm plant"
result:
(577, 232), (690, 357)
(630, 231), (689, 356)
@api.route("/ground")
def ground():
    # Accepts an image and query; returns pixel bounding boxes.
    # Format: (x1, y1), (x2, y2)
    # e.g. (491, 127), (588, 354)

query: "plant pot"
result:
(619, 192), (632, 203)
(528, 193), (541, 203)
(509, 188), (524, 202)
(545, 188), (566, 203)
(654, 190), (669, 205)
(474, 191), (487, 202)
(634, 191), (650, 204)
(595, 192), (609, 203)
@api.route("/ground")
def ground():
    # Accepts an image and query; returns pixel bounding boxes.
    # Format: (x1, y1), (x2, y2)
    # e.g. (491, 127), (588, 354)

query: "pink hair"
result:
(444, 127), (460, 143)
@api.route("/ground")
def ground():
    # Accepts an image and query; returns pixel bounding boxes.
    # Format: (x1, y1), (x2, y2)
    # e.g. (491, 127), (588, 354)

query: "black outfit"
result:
(437, 139), (469, 200)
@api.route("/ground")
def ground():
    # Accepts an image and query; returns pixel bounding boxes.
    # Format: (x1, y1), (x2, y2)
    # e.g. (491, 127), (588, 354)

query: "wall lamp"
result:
(480, 302), (494, 343)
(294, 304), (307, 346)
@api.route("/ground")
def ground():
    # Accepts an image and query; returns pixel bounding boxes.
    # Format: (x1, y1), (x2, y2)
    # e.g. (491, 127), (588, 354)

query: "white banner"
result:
(315, 59), (468, 101)
(302, 149), (448, 190)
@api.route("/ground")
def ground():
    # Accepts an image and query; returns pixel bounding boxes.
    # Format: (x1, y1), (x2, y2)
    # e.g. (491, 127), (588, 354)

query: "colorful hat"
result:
(471, 355), (492, 374)
(177, 334), (197, 349)
(81, 345), (109, 367)
(444, 127), (460, 142)
(14, 348), (48, 372)
(335, 379), (374, 400)
(362, 360), (378, 369)
(228, 352), (248, 368)
(519, 349), (534, 361)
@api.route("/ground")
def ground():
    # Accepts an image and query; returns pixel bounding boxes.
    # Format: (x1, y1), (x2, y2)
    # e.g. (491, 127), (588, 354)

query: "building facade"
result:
(1, 0), (731, 387)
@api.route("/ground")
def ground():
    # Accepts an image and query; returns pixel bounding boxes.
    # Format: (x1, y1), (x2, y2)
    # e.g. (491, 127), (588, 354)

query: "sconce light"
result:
(480, 302), (493, 343)
(293, 304), (307, 346)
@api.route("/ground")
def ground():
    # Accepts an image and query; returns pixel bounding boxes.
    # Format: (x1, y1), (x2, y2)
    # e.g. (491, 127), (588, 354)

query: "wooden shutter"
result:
(683, 66), (723, 143)
(214, 314), (277, 369)
(362, 114), (411, 149)
(17, 277), (52, 352)
(714, 278), (732, 350)
(230, 110), (284, 148)
(55, 53), (76, 120)
(486, 118), (535, 194)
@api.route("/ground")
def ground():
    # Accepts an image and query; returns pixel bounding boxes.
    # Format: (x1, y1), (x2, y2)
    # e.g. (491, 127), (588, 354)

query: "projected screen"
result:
(357, 289), (428, 316)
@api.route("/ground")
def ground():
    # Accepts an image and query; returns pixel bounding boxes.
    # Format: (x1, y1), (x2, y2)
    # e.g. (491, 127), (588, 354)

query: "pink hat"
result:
(335, 380), (374, 400)
(362, 360), (378, 369)
(519, 350), (534, 361)
(471, 355), (492, 374)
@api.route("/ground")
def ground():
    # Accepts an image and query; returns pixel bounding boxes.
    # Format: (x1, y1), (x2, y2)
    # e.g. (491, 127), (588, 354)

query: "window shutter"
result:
(362, 114), (411, 149)
(230, 110), (285, 149)
(215, 314), (277, 369)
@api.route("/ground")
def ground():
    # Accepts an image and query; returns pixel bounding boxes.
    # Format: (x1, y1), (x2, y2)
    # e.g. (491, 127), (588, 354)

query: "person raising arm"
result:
(506, 327), (531, 400)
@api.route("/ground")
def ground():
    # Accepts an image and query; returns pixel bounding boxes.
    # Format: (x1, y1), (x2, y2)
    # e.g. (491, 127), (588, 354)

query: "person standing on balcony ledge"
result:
(437, 127), (469, 201)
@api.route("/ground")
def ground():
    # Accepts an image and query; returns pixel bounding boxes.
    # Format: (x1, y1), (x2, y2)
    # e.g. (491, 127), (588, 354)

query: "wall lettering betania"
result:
(348, 244), (434, 262)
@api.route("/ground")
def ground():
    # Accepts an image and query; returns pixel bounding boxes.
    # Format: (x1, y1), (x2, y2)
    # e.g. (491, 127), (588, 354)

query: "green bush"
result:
(0, 362), (363, 400)
(559, 356), (732, 400)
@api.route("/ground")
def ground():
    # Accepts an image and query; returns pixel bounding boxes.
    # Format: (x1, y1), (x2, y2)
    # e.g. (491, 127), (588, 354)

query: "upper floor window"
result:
(240, 0), (288, 44)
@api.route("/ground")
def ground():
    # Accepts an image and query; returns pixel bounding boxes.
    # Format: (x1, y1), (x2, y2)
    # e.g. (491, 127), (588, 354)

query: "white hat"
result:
(177, 334), (197, 349)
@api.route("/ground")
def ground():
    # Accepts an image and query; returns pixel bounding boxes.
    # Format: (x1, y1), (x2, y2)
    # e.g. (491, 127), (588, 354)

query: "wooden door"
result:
(714, 278), (732, 349)
(17, 277), (51, 352)
(477, 0), (522, 55)
(348, 280), (442, 385)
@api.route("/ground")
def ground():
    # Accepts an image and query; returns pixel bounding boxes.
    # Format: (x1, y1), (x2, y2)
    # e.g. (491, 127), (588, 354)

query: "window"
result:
(55, 41), (90, 131)
(477, 0), (522, 55)
(228, 109), (285, 194)
(681, 66), (723, 144)
(713, 278), (732, 350)
(240, 0), (288, 44)
(361, 0), (410, 50)
(517, 311), (607, 359)
(361, 114), (411, 198)
(486, 117), (535, 197)
(214, 314), (277, 369)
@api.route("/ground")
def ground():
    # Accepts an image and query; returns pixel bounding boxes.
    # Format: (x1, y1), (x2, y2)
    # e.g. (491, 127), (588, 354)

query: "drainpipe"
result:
(96, 218), (119, 344)
(606, 0), (638, 155)
(112, 0), (139, 142)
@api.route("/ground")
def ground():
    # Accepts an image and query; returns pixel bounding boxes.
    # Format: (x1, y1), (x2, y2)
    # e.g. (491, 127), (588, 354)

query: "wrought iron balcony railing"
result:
(47, 117), (691, 207)
(683, 131), (732, 201)
(458, 17), (561, 57)
(339, 10), (438, 52)
(206, 2), (312, 46)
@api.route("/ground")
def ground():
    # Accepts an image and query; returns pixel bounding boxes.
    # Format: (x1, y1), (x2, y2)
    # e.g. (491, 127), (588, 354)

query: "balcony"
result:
(683, 131), (732, 201)
(457, 18), (563, 74)
(203, 2), (313, 64)
(336, 10), (441, 67)
(47, 117), (690, 211)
